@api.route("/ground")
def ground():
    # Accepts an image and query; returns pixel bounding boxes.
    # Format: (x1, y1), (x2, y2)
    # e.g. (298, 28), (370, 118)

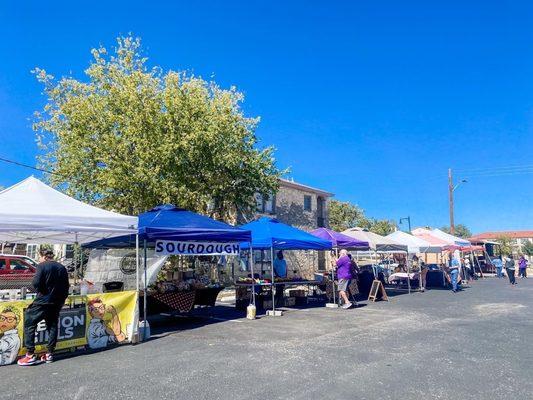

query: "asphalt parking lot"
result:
(3, 277), (532, 400)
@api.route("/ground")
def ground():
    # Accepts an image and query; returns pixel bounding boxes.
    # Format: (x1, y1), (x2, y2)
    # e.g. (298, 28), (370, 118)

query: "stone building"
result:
(241, 178), (334, 278)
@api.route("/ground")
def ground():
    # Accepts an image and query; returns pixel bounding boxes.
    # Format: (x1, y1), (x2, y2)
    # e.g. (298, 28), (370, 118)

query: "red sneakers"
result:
(17, 353), (38, 366)
(40, 353), (53, 363)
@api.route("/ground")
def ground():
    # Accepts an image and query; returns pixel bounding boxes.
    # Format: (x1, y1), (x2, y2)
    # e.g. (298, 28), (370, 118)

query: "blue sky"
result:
(1, 1), (532, 233)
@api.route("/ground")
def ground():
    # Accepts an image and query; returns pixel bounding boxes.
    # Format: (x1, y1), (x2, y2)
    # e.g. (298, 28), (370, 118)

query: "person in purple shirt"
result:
(518, 255), (528, 278)
(335, 249), (353, 309)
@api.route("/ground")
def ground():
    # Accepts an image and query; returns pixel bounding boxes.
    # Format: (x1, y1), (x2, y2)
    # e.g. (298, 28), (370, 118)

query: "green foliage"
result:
(522, 241), (533, 256)
(328, 200), (370, 232)
(496, 236), (514, 256)
(33, 36), (282, 220)
(441, 224), (472, 238)
(368, 218), (397, 236)
(328, 199), (396, 235)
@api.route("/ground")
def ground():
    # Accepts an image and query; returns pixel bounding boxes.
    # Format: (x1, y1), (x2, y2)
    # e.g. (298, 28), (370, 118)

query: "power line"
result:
(455, 164), (533, 174)
(0, 156), (59, 175)
(462, 169), (533, 178)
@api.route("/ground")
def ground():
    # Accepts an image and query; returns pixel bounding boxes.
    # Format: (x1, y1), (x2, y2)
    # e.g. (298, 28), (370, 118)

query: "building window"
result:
(304, 195), (312, 211)
(256, 193), (275, 214)
(26, 244), (38, 260)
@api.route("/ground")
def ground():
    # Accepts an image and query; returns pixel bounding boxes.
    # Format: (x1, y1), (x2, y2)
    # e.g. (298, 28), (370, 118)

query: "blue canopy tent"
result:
(240, 217), (332, 250)
(85, 205), (252, 333)
(239, 217), (332, 315)
(85, 204), (251, 247)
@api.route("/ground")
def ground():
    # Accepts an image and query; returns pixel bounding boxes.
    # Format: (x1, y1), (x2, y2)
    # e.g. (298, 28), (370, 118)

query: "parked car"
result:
(0, 254), (37, 290)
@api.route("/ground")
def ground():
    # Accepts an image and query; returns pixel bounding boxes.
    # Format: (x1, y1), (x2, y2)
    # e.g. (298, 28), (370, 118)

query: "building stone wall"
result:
(252, 181), (331, 279)
(272, 185), (328, 230)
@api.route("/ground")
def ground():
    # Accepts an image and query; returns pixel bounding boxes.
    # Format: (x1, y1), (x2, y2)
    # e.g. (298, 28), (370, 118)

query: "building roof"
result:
(278, 178), (334, 197)
(469, 231), (533, 240)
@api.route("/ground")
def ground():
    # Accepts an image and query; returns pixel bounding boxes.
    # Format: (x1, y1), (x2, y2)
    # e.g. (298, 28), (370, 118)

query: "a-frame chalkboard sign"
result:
(368, 279), (389, 302)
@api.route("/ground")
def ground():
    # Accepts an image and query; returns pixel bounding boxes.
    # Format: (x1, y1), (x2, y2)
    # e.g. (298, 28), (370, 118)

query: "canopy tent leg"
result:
(271, 246), (275, 315)
(135, 235), (140, 292)
(249, 245), (255, 306)
(74, 233), (79, 285)
(332, 248), (338, 305)
(79, 241), (84, 285)
(419, 253), (423, 291)
(143, 239), (148, 341)
(134, 234), (140, 343)
(406, 252), (411, 294)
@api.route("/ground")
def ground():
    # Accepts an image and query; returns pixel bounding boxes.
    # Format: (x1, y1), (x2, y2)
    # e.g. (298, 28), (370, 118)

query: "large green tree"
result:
(496, 236), (514, 256)
(522, 241), (533, 256)
(33, 36), (281, 220)
(368, 218), (397, 236)
(328, 199), (396, 235)
(441, 224), (472, 238)
(328, 200), (370, 232)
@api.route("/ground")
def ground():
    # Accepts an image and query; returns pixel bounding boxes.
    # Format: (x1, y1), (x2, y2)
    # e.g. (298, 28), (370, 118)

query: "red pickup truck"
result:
(0, 255), (38, 290)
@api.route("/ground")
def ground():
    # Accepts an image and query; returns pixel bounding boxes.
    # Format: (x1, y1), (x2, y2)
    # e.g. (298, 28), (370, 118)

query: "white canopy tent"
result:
(341, 228), (407, 252)
(386, 230), (442, 254)
(429, 229), (471, 248)
(342, 228), (418, 293)
(0, 176), (137, 244)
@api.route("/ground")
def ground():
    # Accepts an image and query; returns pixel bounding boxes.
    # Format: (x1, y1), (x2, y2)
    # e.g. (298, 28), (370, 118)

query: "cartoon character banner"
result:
(0, 290), (138, 366)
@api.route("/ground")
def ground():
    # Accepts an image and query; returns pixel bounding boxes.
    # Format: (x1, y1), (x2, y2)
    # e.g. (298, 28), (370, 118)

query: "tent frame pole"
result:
(143, 239), (148, 341)
(271, 246), (275, 314)
(332, 248), (338, 305)
(135, 234), (140, 342)
(406, 251), (411, 294)
(135, 235), (140, 292)
(249, 245), (255, 305)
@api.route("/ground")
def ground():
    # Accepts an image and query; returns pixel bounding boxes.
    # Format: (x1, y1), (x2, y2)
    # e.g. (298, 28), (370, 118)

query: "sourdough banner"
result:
(0, 291), (138, 366)
(155, 240), (240, 255)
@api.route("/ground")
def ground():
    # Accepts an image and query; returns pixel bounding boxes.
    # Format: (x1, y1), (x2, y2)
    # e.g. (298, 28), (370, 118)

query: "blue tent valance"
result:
(84, 204), (251, 248)
(239, 217), (332, 250)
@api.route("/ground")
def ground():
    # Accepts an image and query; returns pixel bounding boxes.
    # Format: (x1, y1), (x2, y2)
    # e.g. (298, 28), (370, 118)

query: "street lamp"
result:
(453, 179), (468, 192)
(448, 168), (467, 235)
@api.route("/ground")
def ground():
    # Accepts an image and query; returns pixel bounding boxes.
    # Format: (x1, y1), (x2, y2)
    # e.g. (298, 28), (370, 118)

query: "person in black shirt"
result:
(18, 249), (69, 366)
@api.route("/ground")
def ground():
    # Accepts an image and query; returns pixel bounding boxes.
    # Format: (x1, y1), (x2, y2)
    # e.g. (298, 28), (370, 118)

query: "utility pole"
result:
(448, 168), (455, 235)
(399, 216), (411, 233)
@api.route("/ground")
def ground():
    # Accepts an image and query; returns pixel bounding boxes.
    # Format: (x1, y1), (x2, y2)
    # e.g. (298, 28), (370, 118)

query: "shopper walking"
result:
(335, 249), (353, 309)
(17, 249), (70, 366)
(518, 255), (528, 278)
(505, 255), (516, 285)
(493, 257), (503, 278)
(449, 256), (460, 293)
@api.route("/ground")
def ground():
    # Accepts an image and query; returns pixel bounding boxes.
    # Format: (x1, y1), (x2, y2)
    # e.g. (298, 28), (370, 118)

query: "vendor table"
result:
(234, 281), (320, 310)
(141, 287), (225, 315)
(388, 272), (419, 283)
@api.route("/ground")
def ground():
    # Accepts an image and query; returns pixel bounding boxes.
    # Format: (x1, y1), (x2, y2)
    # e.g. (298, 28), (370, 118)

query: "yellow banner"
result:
(0, 290), (138, 366)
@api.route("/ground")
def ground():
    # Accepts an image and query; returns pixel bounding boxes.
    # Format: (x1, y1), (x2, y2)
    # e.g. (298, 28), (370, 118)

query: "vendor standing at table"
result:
(17, 249), (69, 366)
(336, 249), (353, 309)
(273, 251), (287, 306)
